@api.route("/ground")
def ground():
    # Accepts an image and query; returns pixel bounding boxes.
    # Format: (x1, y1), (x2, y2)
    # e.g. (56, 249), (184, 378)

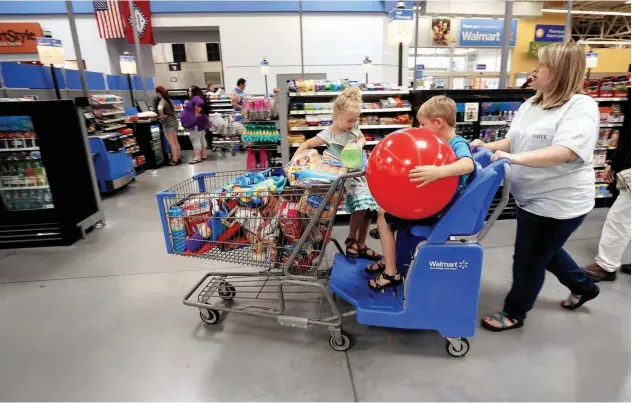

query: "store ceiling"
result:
(543, 1), (631, 45)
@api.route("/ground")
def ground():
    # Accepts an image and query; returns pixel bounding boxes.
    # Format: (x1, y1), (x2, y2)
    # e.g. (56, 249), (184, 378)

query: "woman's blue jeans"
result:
(503, 207), (597, 320)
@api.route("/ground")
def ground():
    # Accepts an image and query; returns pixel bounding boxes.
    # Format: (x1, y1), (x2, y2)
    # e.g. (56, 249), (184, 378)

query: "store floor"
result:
(0, 152), (629, 402)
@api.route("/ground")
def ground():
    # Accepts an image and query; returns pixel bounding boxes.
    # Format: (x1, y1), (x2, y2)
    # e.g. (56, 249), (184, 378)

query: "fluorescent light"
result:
(542, 8), (631, 16)
(578, 40), (631, 45)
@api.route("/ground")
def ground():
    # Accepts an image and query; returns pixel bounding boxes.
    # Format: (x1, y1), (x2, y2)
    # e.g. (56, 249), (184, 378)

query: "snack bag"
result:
(278, 201), (302, 243)
(298, 191), (341, 219)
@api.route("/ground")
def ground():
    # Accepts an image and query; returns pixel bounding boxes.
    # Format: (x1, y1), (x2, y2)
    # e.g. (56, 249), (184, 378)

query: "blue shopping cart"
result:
(156, 149), (510, 357)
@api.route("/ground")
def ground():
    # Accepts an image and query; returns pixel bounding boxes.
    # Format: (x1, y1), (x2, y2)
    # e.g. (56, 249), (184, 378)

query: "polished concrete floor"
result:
(0, 152), (630, 401)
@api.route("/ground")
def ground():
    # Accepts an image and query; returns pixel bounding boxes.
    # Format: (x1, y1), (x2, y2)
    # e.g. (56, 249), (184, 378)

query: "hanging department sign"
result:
(388, 8), (414, 46)
(534, 24), (565, 42)
(458, 18), (517, 47)
(0, 23), (43, 54)
(36, 38), (64, 65)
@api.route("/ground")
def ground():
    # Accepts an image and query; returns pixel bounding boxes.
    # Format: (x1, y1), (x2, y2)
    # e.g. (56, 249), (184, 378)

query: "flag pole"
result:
(128, 0), (148, 103)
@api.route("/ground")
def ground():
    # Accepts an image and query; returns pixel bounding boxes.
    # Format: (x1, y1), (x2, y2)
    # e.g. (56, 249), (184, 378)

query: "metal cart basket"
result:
(157, 169), (362, 351)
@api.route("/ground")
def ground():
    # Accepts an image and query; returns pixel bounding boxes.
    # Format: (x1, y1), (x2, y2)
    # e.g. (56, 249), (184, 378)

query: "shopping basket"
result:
(156, 168), (363, 351)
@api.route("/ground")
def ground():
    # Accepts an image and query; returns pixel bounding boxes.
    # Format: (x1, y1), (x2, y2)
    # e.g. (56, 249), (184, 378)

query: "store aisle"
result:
(0, 153), (629, 401)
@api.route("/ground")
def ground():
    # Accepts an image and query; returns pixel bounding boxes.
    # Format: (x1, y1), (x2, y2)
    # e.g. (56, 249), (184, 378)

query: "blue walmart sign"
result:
(459, 19), (518, 47)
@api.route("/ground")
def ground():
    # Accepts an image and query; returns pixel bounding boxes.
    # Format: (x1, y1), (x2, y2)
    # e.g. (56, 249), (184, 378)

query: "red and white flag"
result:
(93, 0), (126, 39)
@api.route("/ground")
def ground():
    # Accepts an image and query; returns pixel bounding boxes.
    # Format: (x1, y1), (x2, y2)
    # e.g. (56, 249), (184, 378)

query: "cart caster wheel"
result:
(218, 282), (236, 301)
(200, 309), (220, 325)
(445, 338), (469, 358)
(329, 330), (354, 352)
(231, 152), (236, 156)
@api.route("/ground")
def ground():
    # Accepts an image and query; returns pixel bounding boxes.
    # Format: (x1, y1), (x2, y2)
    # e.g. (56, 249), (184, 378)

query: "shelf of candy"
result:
(595, 183), (612, 199)
(118, 128), (135, 139)
(456, 125), (477, 142)
(133, 155), (146, 168)
(90, 94), (123, 106)
(242, 97), (277, 121)
(595, 127), (620, 151)
(478, 101), (521, 126)
(287, 79), (407, 96)
(593, 149), (608, 168)
(585, 76), (630, 100)
(289, 97), (411, 115)
(595, 169), (606, 184)
(0, 116), (38, 151)
(599, 104), (625, 125)
(242, 122), (280, 144)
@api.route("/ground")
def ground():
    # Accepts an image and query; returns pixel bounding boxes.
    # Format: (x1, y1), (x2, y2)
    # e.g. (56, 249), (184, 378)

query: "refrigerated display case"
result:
(131, 121), (165, 169)
(0, 100), (101, 248)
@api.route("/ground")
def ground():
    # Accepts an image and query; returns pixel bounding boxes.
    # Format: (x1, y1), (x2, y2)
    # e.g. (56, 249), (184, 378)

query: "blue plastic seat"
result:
(329, 149), (510, 339)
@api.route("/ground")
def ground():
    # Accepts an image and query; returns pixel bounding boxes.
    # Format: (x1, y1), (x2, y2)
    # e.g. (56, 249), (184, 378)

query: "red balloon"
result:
(366, 128), (458, 220)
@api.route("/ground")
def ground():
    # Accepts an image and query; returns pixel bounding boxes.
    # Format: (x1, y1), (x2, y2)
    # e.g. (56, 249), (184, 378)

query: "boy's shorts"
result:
(385, 213), (440, 233)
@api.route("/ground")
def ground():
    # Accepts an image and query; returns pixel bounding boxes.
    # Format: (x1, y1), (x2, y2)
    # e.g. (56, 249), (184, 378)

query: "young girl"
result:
(292, 87), (380, 260)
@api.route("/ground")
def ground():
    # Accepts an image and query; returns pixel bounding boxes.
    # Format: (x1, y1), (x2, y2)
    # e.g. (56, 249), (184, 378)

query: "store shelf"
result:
(119, 133), (135, 139)
(289, 90), (409, 97)
(100, 110), (125, 117)
(600, 123), (623, 127)
(103, 124), (127, 131)
(366, 140), (379, 145)
(0, 185), (50, 191)
(93, 101), (123, 106)
(480, 121), (509, 126)
(289, 124), (410, 132)
(210, 103), (232, 107)
(124, 143), (137, 148)
(594, 164), (607, 168)
(595, 145), (617, 150)
(209, 99), (232, 103)
(212, 108), (234, 112)
(595, 194), (613, 199)
(100, 117), (126, 124)
(0, 147), (39, 152)
(593, 97), (627, 102)
(212, 140), (240, 145)
(290, 107), (411, 115)
(456, 121), (475, 125)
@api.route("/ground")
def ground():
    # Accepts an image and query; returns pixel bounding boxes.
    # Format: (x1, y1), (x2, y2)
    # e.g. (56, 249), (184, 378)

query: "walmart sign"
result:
(459, 19), (518, 47)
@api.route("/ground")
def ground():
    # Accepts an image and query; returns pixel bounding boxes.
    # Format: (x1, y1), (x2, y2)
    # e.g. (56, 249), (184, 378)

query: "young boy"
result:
(367, 95), (475, 292)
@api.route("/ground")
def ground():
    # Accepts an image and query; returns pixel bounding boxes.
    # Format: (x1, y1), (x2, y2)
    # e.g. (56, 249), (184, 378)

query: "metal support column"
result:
(66, 1), (89, 97)
(298, 0), (305, 78)
(498, 0), (514, 89)
(128, 0), (148, 101)
(412, 1), (426, 89)
(565, 0), (573, 42)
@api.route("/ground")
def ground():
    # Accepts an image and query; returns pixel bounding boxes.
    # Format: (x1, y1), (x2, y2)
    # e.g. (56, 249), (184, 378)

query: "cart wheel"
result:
(445, 338), (469, 358)
(329, 330), (354, 352)
(218, 282), (236, 301)
(231, 151), (237, 156)
(200, 309), (220, 325)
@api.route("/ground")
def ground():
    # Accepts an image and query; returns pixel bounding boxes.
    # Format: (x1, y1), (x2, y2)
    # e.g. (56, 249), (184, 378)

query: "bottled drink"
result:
(168, 206), (187, 253)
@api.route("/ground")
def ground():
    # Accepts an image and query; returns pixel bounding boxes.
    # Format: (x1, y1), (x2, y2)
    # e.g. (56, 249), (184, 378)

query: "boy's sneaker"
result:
(582, 263), (617, 282)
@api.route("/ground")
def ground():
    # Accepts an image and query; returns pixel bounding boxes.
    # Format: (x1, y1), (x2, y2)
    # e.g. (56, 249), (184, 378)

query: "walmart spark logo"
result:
(429, 260), (468, 271)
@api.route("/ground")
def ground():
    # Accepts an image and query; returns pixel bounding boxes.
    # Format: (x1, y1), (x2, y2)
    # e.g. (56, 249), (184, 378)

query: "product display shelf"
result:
(283, 85), (414, 157)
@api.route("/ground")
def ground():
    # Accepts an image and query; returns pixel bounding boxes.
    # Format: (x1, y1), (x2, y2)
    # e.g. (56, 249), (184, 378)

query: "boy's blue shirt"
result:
(448, 135), (473, 191)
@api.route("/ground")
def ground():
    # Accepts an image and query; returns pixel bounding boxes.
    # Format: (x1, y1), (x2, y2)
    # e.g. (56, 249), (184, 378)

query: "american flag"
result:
(93, 0), (126, 39)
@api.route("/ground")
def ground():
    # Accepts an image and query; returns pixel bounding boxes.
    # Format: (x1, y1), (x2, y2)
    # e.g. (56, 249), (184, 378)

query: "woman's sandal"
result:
(189, 159), (201, 165)
(345, 238), (359, 258)
(368, 272), (402, 292)
(480, 311), (524, 332)
(560, 286), (600, 310)
(365, 261), (385, 274)
(358, 245), (381, 261)
(369, 228), (380, 240)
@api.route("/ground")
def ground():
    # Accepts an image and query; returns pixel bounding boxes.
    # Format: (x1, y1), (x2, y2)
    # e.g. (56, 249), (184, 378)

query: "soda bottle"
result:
(168, 206), (187, 253)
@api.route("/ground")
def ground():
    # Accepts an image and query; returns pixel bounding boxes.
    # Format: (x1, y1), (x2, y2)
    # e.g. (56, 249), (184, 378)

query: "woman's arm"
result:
(491, 145), (577, 168)
(157, 103), (167, 120)
(293, 136), (327, 157)
(194, 105), (201, 118)
(471, 137), (511, 152)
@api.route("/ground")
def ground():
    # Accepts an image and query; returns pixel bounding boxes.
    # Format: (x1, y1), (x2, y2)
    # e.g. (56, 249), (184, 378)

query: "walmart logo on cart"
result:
(429, 260), (468, 271)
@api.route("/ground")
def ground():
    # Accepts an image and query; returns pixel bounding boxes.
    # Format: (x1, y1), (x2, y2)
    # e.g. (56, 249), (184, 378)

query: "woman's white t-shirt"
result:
(506, 94), (599, 219)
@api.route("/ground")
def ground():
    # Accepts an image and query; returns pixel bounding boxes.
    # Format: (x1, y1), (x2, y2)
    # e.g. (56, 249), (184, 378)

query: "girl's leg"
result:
(356, 211), (380, 260)
(368, 211), (401, 288)
(345, 210), (366, 256)
(165, 130), (178, 162)
(171, 130), (181, 161)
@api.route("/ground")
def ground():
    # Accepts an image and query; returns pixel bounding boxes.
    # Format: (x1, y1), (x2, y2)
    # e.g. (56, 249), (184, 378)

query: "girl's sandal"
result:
(560, 286), (599, 310)
(480, 311), (524, 332)
(369, 228), (380, 240)
(368, 272), (402, 292)
(345, 237), (359, 258)
(365, 261), (386, 274)
(358, 245), (381, 261)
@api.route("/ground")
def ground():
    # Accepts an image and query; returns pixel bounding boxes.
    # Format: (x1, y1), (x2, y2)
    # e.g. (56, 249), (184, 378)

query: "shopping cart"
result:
(157, 168), (363, 351)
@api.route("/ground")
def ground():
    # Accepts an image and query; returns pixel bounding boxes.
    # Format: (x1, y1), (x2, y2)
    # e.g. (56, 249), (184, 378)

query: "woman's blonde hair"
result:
(532, 42), (586, 109)
(332, 87), (362, 118)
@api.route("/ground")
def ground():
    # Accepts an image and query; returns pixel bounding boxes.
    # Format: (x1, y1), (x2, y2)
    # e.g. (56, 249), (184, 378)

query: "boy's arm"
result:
(409, 158), (474, 188)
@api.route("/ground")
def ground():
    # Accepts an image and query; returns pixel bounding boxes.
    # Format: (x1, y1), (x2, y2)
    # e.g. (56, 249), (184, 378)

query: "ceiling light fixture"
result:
(542, 8), (631, 16)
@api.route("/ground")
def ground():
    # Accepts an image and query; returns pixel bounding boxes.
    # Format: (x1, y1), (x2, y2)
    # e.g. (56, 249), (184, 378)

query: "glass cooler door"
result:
(0, 116), (55, 211)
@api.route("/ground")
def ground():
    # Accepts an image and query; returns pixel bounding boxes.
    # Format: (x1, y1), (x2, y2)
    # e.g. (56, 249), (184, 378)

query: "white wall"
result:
(0, 15), (111, 73)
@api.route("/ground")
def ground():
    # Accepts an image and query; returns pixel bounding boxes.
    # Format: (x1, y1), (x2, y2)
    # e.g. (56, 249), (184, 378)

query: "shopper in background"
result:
(155, 86), (181, 166)
(181, 85), (209, 164)
(582, 96), (631, 281)
(232, 78), (246, 111)
(471, 42), (600, 332)
(206, 83), (223, 101)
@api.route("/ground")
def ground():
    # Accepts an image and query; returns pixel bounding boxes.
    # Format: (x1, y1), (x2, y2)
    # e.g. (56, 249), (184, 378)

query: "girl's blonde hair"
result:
(332, 87), (362, 118)
(533, 42), (586, 110)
